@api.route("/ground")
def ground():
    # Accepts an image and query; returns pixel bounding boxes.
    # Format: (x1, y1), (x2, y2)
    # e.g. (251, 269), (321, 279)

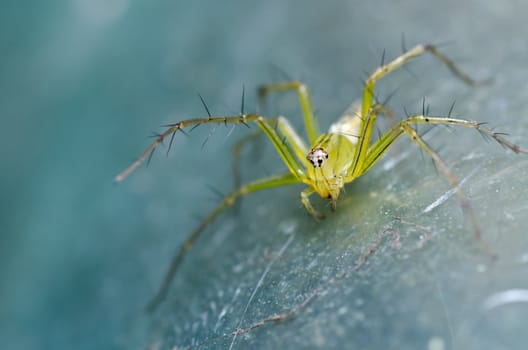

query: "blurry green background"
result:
(2, 0), (528, 349)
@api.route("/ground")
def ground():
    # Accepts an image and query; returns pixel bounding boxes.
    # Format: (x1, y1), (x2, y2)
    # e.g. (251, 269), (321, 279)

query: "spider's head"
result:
(306, 147), (344, 210)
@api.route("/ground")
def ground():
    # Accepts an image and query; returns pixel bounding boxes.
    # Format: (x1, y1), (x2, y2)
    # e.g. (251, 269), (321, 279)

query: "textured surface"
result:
(2, 0), (528, 349)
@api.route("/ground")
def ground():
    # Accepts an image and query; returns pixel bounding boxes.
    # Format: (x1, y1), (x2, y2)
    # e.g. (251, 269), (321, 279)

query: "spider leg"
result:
(145, 172), (299, 313)
(115, 114), (260, 183)
(258, 81), (320, 143)
(114, 113), (308, 183)
(232, 80), (319, 190)
(361, 116), (528, 173)
(361, 43), (488, 119)
(232, 116), (310, 188)
(399, 123), (495, 257)
(351, 44), (489, 180)
(301, 187), (325, 219)
(350, 114), (528, 256)
(114, 110), (313, 312)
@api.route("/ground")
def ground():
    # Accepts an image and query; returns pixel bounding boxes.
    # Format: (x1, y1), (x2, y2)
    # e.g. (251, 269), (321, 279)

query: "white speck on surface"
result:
(353, 311), (365, 322)
(476, 264), (487, 273)
(427, 336), (445, 350)
(232, 263), (244, 274)
(422, 166), (480, 213)
(382, 150), (410, 171)
(337, 306), (348, 315)
(278, 220), (298, 235)
(483, 289), (528, 310)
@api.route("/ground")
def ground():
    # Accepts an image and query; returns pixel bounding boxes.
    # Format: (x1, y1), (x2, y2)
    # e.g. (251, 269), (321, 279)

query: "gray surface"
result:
(2, 0), (528, 349)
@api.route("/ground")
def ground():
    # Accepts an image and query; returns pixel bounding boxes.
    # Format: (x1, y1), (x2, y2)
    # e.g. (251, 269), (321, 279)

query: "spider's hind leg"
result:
(145, 172), (300, 313)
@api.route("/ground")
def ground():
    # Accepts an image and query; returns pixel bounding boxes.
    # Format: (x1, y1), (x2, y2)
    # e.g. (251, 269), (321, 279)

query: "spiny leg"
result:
(274, 116), (310, 163)
(231, 116), (313, 220)
(114, 113), (307, 183)
(257, 115), (307, 178)
(361, 116), (528, 173)
(114, 111), (311, 312)
(258, 81), (320, 143)
(257, 83), (321, 217)
(361, 44), (489, 119)
(351, 43), (490, 179)
(232, 116), (310, 189)
(402, 123), (495, 256)
(354, 114), (528, 256)
(115, 114), (258, 183)
(145, 172), (300, 313)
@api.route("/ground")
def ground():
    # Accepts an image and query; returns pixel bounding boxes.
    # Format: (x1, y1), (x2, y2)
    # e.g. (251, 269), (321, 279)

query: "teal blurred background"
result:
(2, 0), (528, 349)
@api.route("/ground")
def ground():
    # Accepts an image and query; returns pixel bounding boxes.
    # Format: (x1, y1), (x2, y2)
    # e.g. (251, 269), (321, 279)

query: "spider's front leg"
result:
(351, 43), (490, 179)
(232, 115), (311, 189)
(361, 43), (488, 118)
(353, 114), (528, 257)
(232, 81), (318, 189)
(114, 113), (263, 183)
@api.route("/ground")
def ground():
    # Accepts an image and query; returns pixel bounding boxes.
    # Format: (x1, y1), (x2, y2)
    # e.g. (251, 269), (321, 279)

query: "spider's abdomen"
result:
(328, 101), (362, 145)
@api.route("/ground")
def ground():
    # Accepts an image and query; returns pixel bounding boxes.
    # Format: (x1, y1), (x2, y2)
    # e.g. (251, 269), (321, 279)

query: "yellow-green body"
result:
(305, 102), (363, 203)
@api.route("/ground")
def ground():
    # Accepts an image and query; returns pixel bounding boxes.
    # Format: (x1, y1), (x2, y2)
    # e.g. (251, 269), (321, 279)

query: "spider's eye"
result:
(307, 148), (329, 168)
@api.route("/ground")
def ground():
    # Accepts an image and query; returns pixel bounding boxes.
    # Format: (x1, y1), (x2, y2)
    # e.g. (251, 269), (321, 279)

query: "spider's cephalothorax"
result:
(304, 108), (362, 207)
(305, 132), (356, 207)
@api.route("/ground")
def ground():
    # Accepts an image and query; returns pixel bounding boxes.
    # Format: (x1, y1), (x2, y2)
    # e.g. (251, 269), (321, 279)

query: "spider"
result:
(115, 44), (528, 312)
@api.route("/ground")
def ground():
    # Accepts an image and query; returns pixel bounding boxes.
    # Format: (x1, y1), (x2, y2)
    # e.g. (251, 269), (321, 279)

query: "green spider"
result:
(115, 44), (528, 312)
